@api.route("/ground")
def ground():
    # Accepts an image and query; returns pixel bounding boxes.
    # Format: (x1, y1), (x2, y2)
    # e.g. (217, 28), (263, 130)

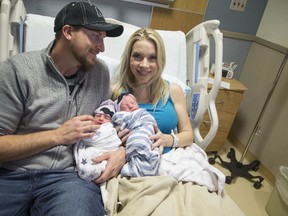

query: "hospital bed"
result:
(0, 0), (221, 151)
(0, 0), (245, 215)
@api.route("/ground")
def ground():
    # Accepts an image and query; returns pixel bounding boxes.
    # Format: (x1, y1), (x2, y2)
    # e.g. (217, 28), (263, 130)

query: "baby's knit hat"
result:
(94, 99), (116, 118)
(115, 92), (136, 112)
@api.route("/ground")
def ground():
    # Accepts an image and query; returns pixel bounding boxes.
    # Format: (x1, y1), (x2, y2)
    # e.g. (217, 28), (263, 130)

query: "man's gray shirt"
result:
(0, 42), (111, 171)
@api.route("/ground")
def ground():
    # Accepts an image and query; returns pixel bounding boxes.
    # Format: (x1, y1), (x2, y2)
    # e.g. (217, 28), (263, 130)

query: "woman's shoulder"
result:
(169, 82), (184, 94)
(168, 82), (185, 104)
(164, 80), (184, 92)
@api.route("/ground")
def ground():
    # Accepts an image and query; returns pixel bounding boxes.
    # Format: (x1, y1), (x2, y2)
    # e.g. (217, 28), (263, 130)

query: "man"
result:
(0, 2), (125, 215)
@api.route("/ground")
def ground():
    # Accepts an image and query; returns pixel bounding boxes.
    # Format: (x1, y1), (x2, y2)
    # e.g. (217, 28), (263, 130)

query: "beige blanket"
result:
(105, 175), (245, 216)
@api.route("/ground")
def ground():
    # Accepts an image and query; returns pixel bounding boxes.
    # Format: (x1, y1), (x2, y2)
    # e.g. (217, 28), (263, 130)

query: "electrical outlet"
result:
(230, 0), (247, 12)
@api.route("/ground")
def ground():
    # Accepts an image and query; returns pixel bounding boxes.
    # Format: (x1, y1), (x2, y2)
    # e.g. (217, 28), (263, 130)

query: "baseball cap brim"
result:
(83, 22), (124, 37)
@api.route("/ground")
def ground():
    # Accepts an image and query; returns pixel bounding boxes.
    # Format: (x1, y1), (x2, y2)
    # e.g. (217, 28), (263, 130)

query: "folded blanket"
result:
(158, 144), (226, 194)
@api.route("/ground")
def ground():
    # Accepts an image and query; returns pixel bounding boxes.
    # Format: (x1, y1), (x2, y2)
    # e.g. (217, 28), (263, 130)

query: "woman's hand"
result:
(150, 125), (176, 154)
(92, 146), (126, 184)
(149, 125), (164, 154)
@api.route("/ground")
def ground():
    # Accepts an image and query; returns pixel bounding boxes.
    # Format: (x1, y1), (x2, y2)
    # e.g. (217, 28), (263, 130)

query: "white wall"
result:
(256, 0), (288, 48)
(231, 0), (288, 178)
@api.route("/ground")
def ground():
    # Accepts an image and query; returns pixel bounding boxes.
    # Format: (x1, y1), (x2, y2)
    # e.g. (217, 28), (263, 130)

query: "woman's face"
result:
(129, 39), (158, 85)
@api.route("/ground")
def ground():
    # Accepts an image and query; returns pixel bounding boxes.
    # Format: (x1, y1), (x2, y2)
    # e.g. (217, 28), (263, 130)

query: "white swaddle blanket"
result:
(74, 122), (122, 205)
(74, 122), (122, 181)
(158, 144), (226, 194)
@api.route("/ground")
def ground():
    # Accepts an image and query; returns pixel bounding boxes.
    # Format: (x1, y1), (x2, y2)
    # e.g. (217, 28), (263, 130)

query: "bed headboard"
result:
(0, 0), (223, 150)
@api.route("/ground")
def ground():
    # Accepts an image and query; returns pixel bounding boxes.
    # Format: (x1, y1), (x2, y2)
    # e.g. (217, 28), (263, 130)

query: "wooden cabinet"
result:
(150, 0), (208, 33)
(201, 78), (247, 152)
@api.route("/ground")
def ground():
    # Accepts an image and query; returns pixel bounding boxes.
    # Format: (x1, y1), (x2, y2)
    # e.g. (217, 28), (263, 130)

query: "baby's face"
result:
(94, 113), (111, 124)
(120, 95), (139, 112)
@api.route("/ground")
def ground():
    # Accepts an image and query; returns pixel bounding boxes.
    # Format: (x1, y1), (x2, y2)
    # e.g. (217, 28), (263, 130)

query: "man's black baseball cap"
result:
(54, 1), (124, 37)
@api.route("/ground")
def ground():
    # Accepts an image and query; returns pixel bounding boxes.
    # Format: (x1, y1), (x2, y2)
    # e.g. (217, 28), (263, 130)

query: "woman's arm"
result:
(152, 83), (193, 149)
(169, 83), (193, 147)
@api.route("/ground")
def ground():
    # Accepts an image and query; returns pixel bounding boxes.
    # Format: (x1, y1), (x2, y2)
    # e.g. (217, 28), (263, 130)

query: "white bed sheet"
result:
(24, 14), (55, 52)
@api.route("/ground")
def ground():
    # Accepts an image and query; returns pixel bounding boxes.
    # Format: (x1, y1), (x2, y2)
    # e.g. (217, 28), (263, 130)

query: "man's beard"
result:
(72, 47), (95, 71)
(79, 57), (95, 71)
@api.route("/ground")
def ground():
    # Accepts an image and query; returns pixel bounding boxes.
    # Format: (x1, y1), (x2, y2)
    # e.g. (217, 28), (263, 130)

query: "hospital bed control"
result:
(190, 93), (200, 120)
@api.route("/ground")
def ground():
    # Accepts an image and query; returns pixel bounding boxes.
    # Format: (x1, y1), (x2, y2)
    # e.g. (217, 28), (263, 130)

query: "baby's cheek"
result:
(94, 119), (100, 125)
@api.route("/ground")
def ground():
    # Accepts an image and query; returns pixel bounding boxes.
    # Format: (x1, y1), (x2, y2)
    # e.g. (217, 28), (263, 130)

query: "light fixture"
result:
(120, 0), (173, 8)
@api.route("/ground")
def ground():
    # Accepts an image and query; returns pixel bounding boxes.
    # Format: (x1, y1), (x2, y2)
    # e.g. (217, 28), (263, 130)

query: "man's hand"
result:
(0, 115), (100, 162)
(92, 146), (126, 184)
(55, 115), (99, 145)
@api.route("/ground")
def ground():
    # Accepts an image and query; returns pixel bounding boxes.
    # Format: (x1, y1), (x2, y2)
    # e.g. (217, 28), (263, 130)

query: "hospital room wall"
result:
(204, 0), (267, 80)
(230, 0), (288, 183)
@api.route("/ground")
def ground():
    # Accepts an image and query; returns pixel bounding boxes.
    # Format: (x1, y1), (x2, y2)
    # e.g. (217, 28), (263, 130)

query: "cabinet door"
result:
(201, 89), (244, 152)
(230, 42), (288, 176)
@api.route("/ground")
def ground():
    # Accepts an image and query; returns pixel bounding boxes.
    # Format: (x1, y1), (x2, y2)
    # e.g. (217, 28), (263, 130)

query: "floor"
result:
(209, 142), (274, 216)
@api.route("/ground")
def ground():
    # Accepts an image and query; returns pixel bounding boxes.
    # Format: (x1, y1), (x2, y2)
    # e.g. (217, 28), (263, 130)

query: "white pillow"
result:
(97, 55), (120, 80)
(23, 14), (189, 93)
(162, 74), (191, 94)
(24, 14), (188, 88)
(103, 18), (140, 61)
(25, 14), (55, 52)
(104, 18), (187, 84)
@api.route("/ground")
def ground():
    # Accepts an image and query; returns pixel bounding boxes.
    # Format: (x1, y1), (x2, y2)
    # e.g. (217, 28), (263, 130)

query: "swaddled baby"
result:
(74, 99), (122, 181)
(113, 93), (160, 177)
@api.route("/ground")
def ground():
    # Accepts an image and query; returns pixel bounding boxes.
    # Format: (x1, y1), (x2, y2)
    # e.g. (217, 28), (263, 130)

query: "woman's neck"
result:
(132, 86), (152, 104)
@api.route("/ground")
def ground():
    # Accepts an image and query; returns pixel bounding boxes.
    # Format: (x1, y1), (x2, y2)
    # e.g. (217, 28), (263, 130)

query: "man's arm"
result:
(0, 115), (99, 162)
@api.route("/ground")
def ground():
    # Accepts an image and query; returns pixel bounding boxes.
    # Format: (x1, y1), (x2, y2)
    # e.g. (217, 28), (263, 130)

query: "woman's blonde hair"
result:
(112, 28), (169, 108)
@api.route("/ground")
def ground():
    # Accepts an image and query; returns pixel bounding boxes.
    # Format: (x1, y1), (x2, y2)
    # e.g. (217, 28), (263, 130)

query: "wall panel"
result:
(150, 0), (208, 33)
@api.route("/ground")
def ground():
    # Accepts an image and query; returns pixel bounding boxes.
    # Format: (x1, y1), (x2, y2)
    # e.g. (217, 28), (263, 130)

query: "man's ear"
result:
(62, 25), (73, 40)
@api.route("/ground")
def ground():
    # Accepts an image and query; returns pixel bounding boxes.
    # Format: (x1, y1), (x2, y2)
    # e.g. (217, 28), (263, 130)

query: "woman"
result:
(112, 28), (193, 154)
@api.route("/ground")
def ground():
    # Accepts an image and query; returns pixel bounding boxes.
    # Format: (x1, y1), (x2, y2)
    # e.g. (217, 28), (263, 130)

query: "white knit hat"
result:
(94, 99), (116, 118)
(115, 93), (137, 112)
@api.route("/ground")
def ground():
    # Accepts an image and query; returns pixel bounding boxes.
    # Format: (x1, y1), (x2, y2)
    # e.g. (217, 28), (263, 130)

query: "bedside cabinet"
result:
(201, 77), (247, 152)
